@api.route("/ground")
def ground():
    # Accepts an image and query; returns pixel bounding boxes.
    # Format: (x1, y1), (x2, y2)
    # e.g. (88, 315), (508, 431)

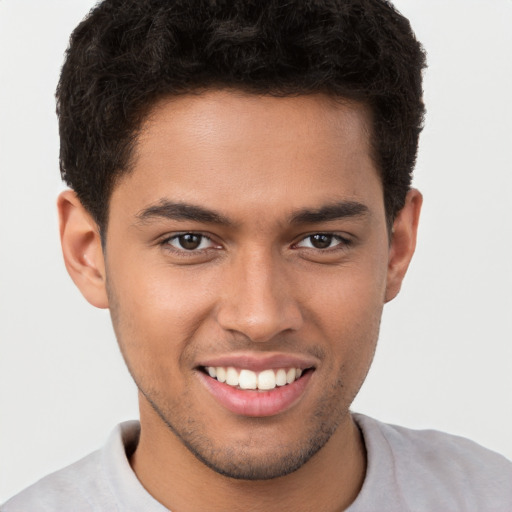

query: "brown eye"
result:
(296, 233), (349, 251)
(166, 233), (212, 251)
(177, 234), (202, 250)
(309, 234), (333, 249)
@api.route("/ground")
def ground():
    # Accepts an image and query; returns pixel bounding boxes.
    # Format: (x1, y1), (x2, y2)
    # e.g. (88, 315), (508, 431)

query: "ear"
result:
(57, 190), (109, 309)
(385, 189), (422, 303)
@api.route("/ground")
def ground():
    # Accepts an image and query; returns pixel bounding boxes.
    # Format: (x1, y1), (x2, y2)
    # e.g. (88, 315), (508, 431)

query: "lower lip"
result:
(198, 371), (313, 417)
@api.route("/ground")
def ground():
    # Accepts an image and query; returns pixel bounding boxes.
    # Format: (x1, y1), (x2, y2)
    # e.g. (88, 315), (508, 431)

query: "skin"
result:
(58, 91), (422, 511)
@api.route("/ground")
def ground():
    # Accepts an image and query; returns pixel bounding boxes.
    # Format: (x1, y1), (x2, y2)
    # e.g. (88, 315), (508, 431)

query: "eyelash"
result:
(159, 232), (352, 255)
(160, 232), (220, 255)
(295, 233), (352, 251)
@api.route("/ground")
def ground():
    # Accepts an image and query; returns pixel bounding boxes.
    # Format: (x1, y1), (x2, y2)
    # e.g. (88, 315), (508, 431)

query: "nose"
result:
(216, 248), (304, 343)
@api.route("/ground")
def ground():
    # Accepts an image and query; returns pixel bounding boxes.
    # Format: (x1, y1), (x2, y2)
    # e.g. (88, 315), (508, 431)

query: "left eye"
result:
(296, 234), (346, 250)
(166, 233), (214, 251)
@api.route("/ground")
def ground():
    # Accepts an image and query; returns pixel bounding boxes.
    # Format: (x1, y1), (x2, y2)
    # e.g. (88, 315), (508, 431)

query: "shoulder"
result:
(357, 413), (512, 480)
(1, 449), (109, 512)
(350, 413), (512, 512)
(1, 421), (142, 512)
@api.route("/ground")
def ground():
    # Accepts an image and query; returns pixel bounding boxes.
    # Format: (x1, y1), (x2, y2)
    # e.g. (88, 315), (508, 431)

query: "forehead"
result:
(137, 90), (373, 166)
(111, 90), (382, 225)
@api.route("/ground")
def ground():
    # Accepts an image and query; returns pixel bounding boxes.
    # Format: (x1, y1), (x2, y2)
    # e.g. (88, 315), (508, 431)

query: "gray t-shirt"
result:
(3, 414), (512, 511)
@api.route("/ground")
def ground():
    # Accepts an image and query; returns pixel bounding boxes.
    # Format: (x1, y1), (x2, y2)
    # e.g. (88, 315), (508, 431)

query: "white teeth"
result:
(275, 369), (287, 387)
(257, 369), (276, 390)
(216, 367), (226, 383)
(226, 367), (239, 386)
(205, 366), (307, 390)
(239, 369), (257, 390)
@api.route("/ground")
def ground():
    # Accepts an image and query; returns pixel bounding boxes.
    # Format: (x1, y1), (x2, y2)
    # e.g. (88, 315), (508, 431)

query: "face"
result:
(102, 91), (393, 479)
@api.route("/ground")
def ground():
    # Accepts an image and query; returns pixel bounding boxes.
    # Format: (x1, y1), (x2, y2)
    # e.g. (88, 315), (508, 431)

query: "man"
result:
(2, 0), (511, 510)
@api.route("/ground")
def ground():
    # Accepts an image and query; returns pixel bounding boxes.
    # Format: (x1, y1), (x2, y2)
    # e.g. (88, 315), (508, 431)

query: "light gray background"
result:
(1, 0), (511, 502)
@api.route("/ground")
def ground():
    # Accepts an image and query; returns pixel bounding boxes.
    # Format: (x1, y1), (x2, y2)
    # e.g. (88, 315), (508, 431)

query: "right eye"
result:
(164, 233), (215, 251)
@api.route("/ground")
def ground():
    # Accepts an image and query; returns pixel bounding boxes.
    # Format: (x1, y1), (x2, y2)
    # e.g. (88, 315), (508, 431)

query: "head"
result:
(57, 0), (425, 484)
(57, 0), (425, 236)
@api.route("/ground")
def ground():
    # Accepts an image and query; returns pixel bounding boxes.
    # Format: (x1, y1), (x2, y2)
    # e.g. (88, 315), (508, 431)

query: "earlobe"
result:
(58, 190), (109, 309)
(385, 189), (422, 303)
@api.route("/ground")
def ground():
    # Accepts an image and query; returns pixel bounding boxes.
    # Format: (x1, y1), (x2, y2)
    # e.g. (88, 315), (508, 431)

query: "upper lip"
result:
(196, 352), (318, 372)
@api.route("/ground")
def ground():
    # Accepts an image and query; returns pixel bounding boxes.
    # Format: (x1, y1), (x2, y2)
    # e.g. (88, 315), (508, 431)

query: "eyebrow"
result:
(135, 200), (234, 226)
(135, 199), (369, 227)
(289, 201), (370, 224)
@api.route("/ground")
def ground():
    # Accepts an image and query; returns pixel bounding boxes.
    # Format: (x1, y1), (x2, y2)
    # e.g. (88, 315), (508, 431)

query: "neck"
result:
(130, 399), (366, 512)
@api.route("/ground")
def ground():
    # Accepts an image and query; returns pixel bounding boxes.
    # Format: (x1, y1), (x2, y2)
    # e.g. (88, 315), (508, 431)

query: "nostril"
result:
(217, 308), (304, 344)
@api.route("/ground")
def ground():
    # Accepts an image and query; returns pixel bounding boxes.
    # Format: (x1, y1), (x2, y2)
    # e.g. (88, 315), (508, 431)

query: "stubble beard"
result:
(137, 371), (349, 481)
(106, 279), (377, 481)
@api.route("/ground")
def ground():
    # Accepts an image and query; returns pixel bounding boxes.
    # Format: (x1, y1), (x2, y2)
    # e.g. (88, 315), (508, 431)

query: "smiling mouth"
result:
(201, 366), (312, 391)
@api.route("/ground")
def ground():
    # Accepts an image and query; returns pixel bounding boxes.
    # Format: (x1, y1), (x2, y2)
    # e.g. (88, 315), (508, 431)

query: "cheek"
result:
(299, 254), (387, 368)
(106, 262), (220, 374)
(318, 285), (383, 361)
(303, 254), (387, 327)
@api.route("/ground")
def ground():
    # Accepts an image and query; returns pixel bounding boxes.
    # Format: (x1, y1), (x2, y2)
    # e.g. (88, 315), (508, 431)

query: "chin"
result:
(179, 430), (334, 481)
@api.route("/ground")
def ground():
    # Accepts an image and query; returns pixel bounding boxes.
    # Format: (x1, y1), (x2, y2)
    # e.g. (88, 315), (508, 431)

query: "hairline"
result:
(97, 87), (396, 246)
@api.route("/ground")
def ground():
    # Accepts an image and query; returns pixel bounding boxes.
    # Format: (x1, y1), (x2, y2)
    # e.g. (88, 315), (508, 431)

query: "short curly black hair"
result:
(57, 0), (426, 232)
